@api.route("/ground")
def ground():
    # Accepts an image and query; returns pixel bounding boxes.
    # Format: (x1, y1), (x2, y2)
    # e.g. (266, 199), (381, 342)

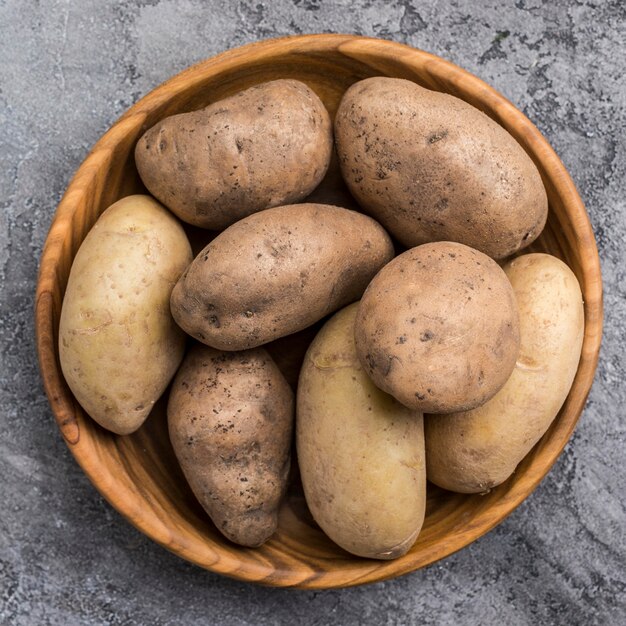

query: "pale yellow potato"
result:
(297, 303), (426, 560)
(59, 195), (192, 435)
(425, 253), (584, 493)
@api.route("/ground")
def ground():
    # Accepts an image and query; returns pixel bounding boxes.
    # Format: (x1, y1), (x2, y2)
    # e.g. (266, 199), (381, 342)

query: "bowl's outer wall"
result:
(35, 34), (602, 589)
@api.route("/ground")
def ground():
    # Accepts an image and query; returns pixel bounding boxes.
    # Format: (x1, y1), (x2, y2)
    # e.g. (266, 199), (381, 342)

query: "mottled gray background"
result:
(1, 0), (624, 624)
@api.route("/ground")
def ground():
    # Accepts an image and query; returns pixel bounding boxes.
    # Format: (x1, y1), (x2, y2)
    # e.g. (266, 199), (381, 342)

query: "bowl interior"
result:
(36, 35), (602, 589)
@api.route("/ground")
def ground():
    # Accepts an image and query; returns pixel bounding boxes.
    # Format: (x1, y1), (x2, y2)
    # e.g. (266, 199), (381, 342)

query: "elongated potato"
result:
(59, 195), (192, 435)
(171, 203), (394, 350)
(168, 344), (294, 547)
(297, 303), (426, 559)
(135, 79), (332, 229)
(335, 77), (548, 259)
(425, 253), (584, 493)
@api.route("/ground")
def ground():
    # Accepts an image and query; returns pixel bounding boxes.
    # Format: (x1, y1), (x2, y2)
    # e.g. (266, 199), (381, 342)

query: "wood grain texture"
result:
(35, 34), (603, 589)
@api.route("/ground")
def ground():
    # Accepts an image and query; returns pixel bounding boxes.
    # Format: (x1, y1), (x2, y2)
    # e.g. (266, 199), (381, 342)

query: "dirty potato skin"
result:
(168, 343), (294, 547)
(297, 303), (426, 559)
(335, 77), (548, 259)
(135, 79), (333, 229)
(59, 195), (192, 435)
(355, 242), (520, 413)
(425, 253), (584, 493)
(170, 203), (394, 350)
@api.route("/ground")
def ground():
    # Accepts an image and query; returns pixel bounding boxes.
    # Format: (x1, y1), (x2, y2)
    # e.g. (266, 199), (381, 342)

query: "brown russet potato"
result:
(335, 77), (548, 259)
(297, 303), (426, 559)
(135, 79), (332, 229)
(58, 195), (192, 435)
(425, 253), (584, 493)
(168, 343), (294, 547)
(170, 203), (394, 351)
(355, 241), (520, 413)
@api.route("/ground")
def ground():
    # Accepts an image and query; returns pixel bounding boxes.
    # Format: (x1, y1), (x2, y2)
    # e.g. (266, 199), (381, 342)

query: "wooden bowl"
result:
(35, 34), (603, 588)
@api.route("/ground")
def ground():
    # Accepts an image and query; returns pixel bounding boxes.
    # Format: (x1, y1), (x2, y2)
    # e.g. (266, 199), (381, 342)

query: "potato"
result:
(135, 79), (332, 229)
(171, 203), (394, 350)
(355, 241), (520, 413)
(59, 195), (192, 435)
(425, 253), (584, 493)
(167, 343), (294, 547)
(297, 303), (426, 559)
(335, 77), (548, 259)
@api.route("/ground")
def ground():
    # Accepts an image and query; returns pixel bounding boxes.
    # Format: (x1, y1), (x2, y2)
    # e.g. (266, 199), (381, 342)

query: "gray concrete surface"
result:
(1, 1), (624, 624)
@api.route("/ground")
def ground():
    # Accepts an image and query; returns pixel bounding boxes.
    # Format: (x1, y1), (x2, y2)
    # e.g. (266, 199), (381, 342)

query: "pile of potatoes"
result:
(59, 77), (584, 558)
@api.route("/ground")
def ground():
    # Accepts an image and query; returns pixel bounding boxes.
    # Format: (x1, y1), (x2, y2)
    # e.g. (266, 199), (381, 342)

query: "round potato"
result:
(135, 79), (332, 229)
(59, 195), (192, 435)
(425, 253), (584, 493)
(355, 241), (520, 413)
(335, 77), (548, 259)
(168, 343), (294, 547)
(297, 303), (426, 559)
(170, 203), (394, 351)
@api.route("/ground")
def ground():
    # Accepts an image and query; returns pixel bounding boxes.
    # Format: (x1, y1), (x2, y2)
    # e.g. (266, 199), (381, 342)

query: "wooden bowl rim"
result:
(35, 33), (603, 588)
